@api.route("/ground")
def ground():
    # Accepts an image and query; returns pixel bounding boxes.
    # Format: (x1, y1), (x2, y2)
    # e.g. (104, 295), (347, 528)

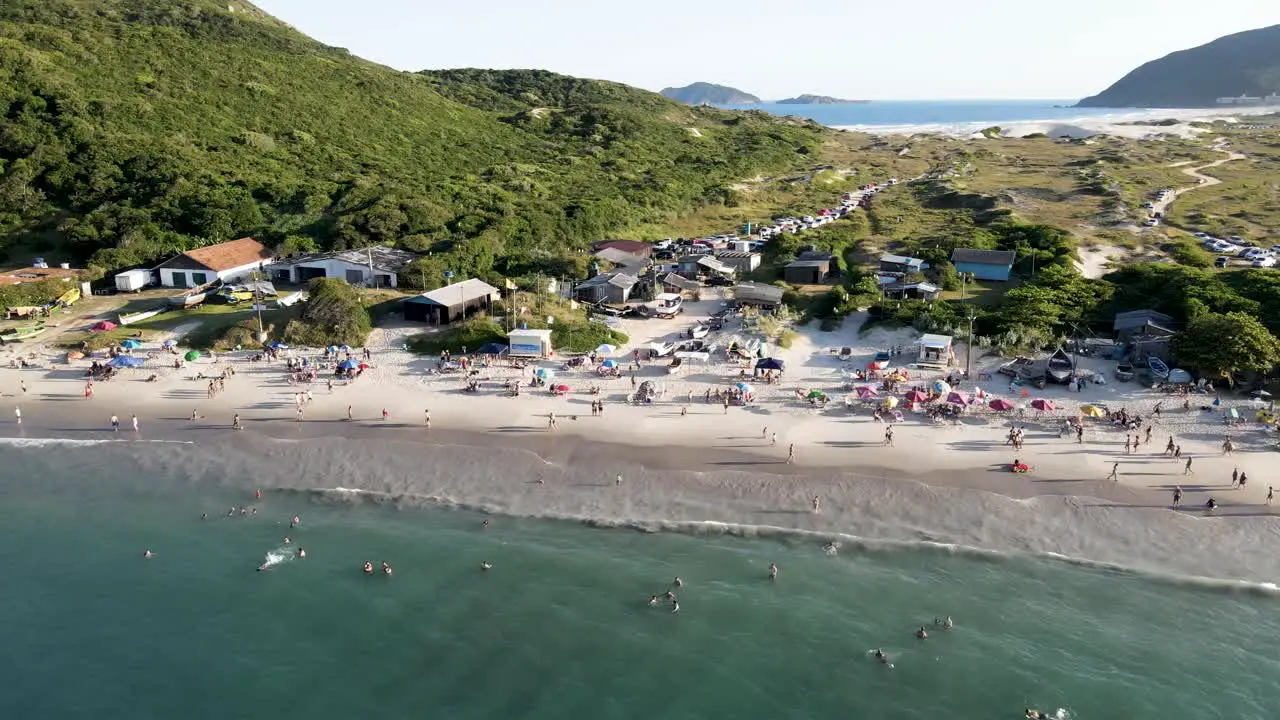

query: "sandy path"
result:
(1151, 138), (1246, 216)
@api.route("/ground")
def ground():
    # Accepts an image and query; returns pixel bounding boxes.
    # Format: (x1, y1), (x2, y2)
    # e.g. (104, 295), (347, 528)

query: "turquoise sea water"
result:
(1, 440), (1278, 719)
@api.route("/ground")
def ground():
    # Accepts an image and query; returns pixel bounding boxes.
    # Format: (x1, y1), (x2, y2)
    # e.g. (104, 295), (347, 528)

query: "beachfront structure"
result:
(732, 282), (784, 309)
(882, 281), (940, 301)
(269, 247), (419, 289)
(507, 328), (554, 358)
(156, 238), (273, 289)
(576, 272), (639, 304)
(403, 278), (499, 324)
(0, 262), (82, 287)
(660, 272), (701, 296)
(592, 247), (650, 275)
(916, 334), (954, 367)
(951, 248), (1016, 282)
(591, 239), (653, 258)
(714, 251), (762, 274)
(878, 254), (926, 275)
(783, 257), (831, 284)
(1113, 309), (1175, 342)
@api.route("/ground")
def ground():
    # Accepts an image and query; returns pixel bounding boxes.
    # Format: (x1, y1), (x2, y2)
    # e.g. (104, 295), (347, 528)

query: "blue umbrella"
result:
(269, 341), (289, 350)
(534, 368), (555, 379)
(600, 359), (618, 369)
(162, 339), (175, 348)
(338, 359), (358, 370)
(108, 355), (146, 368)
(339, 345), (351, 353)
(327, 345), (339, 353)
(120, 339), (143, 350)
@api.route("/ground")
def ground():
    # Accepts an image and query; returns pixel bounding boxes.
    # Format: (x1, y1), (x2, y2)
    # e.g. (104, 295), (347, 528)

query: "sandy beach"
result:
(3, 292), (1278, 580)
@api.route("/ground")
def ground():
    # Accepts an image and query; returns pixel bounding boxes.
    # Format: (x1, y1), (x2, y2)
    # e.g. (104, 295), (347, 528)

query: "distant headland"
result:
(776, 94), (869, 105)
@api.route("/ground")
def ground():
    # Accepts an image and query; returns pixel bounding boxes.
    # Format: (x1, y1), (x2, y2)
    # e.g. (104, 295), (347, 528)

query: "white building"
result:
(156, 238), (273, 288)
(269, 247), (420, 289)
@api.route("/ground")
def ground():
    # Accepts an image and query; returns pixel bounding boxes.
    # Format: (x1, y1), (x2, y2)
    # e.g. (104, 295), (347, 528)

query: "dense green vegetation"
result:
(1079, 24), (1280, 107)
(1173, 312), (1280, 383)
(284, 278), (370, 347)
(658, 82), (761, 105)
(0, 0), (822, 284)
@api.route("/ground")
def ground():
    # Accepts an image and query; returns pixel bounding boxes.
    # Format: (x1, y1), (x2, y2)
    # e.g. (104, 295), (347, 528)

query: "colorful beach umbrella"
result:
(162, 339), (175, 348)
(904, 389), (929, 403)
(944, 391), (970, 405)
(988, 398), (1014, 411)
(930, 380), (951, 394)
(855, 386), (879, 399)
(1080, 404), (1105, 418)
(184, 350), (201, 362)
(120, 338), (143, 350)
(594, 344), (617, 356)
(338, 359), (358, 370)
(806, 390), (827, 400)
(882, 396), (900, 409)
(1030, 398), (1055, 412)
(358, 362), (370, 370)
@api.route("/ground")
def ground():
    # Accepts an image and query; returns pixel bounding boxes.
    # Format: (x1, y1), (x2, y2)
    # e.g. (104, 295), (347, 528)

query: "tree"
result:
(1173, 312), (1280, 383)
(284, 278), (371, 347)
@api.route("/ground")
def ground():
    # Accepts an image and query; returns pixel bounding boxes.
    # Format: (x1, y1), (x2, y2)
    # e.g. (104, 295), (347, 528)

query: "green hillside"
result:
(0, 0), (823, 283)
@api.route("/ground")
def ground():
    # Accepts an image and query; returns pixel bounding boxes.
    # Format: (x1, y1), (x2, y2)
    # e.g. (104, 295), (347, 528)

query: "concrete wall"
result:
(160, 260), (268, 288)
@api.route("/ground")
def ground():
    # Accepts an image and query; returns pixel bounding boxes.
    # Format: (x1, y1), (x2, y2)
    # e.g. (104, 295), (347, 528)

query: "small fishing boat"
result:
(1147, 356), (1170, 381)
(1044, 346), (1074, 384)
(0, 322), (47, 343)
(167, 292), (206, 308)
(871, 351), (893, 370)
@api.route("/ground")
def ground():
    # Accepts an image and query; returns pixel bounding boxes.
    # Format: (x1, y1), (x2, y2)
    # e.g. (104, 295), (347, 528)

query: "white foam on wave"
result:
(835, 107), (1247, 139)
(262, 546), (294, 569)
(0, 437), (195, 448)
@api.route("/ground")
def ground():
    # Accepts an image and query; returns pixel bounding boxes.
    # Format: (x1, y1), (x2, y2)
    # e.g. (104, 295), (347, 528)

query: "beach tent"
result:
(358, 363), (370, 370)
(594, 344), (618, 356)
(904, 390), (929, 403)
(1168, 369), (1192, 384)
(988, 398), (1014, 411)
(327, 345), (339, 353)
(944, 391), (970, 405)
(91, 320), (117, 332)
(534, 367), (555, 379)
(338, 345), (351, 353)
(108, 355), (146, 368)
(734, 382), (753, 393)
(120, 338), (143, 350)
(1030, 398), (1055, 412)
(930, 380), (951, 394)
(755, 358), (785, 371)
(1080, 404), (1105, 418)
(338, 359), (359, 370)
(184, 350), (201, 362)
(855, 386), (879, 399)
(600, 359), (618, 369)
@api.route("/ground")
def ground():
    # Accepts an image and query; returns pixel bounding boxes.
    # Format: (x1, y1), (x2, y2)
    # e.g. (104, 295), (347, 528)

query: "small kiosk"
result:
(916, 334), (954, 368)
(508, 328), (554, 358)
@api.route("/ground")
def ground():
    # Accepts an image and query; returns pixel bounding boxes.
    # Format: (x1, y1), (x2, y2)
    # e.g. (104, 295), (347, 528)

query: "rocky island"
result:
(776, 94), (868, 105)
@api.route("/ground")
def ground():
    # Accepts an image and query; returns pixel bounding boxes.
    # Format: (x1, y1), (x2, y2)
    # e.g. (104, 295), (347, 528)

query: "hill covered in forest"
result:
(0, 0), (823, 284)
(659, 82), (762, 105)
(1078, 25), (1280, 108)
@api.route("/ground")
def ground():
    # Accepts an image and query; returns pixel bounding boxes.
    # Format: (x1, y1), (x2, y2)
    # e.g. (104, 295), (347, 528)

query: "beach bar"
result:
(404, 278), (498, 325)
(507, 328), (554, 358)
(916, 334), (954, 367)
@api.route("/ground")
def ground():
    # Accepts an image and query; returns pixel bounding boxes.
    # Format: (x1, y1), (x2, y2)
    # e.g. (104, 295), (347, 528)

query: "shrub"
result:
(284, 278), (371, 347)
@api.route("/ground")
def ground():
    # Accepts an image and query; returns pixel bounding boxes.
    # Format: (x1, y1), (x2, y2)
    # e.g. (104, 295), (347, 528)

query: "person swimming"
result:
(296, 548), (306, 559)
(143, 550), (153, 559)
(283, 537), (291, 544)
(1025, 710), (1045, 720)
(381, 561), (393, 577)
(480, 561), (493, 571)
(648, 595), (660, 606)
(671, 600), (680, 614)
(873, 649), (888, 664)
(482, 519), (491, 528)
(664, 590), (676, 602)
(916, 627), (928, 639)
(942, 616), (953, 630)
(257, 563), (268, 572)
(672, 576), (683, 588)
(363, 561), (374, 575)
(768, 563), (778, 580)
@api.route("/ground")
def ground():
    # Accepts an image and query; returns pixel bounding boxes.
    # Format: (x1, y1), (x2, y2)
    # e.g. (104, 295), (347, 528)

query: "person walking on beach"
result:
(1145, 425), (1152, 445)
(1231, 467), (1239, 488)
(346, 405), (353, 422)
(1075, 425), (1084, 444)
(883, 425), (894, 447)
(20, 380), (26, 394)
(1222, 436), (1234, 456)
(232, 413), (242, 430)
(1124, 435), (1132, 455)
(1238, 472), (1248, 491)
(762, 426), (768, 440)
(548, 411), (556, 431)
(111, 414), (120, 431)
(327, 379), (333, 393)
(723, 397), (729, 415)
(1106, 462), (1119, 481)
(770, 432), (777, 447)
(424, 410), (431, 429)
(812, 495), (821, 514)
(1173, 445), (1182, 460)
(1184, 456), (1193, 475)
(1267, 486), (1274, 507)
(381, 408), (389, 421)
(1165, 436), (1176, 456)
(296, 407), (304, 422)
(615, 473), (622, 487)
(131, 414), (139, 433)
(1172, 486), (1182, 508)
(787, 444), (794, 464)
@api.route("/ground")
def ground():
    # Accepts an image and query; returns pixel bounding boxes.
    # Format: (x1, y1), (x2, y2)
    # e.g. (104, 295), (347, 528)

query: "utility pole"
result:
(965, 311), (977, 380)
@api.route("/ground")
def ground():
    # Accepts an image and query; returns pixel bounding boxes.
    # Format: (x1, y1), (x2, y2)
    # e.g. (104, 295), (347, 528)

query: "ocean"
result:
(716, 99), (1235, 136)
(2, 434), (1278, 719)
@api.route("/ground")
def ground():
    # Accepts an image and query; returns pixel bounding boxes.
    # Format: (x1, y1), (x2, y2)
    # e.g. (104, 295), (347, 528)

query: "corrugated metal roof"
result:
(407, 278), (499, 306)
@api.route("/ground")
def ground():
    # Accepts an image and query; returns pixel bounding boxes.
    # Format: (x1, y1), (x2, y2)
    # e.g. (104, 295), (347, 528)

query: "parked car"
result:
(706, 275), (733, 287)
(1215, 256), (1231, 268)
(1115, 361), (1135, 382)
(1252, 256), (1277, 268)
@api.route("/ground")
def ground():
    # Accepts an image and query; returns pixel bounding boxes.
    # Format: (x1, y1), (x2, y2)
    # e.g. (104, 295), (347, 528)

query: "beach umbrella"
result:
(755, 358), (785, 371)
(734, 382), (753, 394)
(944, 391), (970, 405)
(882, 396), (900, 409)
(184, 350), (201, 362)
(1225, 407), (1240, 419)
(1168, 368), (1192, 384)
(338, 359), (358, 370)
(554, 384), (570, 392)
(91, 320), (117, 332)
(855, 386), (879, 399)
(1030, 398), (1055, 412)
(534, 367), (555, 379)
(806, 390), (827, 400)
(904, 389), (929, 403)
(600, 359), (618, 369)
(1080, 404), (1105, 418)
(930, 380), (951, 394)
(338, 345), (351, 353)
(120, 338), (143, 350)
(162, 339), (175, 348)
(327, 345), (339, 353)
(594, 344), (617, 356)
(988, 398), (1014, 411)
(358, 362), (370, 370)
(108, 355), (145, 368)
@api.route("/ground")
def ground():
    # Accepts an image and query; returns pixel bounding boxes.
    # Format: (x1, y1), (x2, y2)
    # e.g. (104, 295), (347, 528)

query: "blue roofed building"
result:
(951, 248), (1016, 282)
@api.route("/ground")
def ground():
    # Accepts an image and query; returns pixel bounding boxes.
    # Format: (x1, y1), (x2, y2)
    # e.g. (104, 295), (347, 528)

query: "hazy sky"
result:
(253, 0), (1277, 100)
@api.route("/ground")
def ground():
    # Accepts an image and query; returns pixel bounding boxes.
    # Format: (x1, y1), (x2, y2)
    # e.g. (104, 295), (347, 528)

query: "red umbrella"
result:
(903, 390), (929, 403)
(91, 320), (117, 332)
(944, 391), (970, 405)
(988, 398), (1015, 411)
(855, 386), (879, 399)
(1030, 398), (1055, 412)
(358, 362), (370, 370)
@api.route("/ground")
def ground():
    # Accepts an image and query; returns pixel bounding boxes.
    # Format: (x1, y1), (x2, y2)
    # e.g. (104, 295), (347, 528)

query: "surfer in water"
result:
(672, 576), (683, 588)
(257, 564), (268, 572)
(670, 600), (680, 614)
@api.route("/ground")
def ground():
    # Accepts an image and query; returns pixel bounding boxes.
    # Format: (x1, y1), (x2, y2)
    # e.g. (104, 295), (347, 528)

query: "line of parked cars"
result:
(1195, 232), (1280, 269)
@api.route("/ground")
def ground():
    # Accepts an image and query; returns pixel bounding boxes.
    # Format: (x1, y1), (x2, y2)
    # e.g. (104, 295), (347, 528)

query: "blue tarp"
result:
(108, 355), (146, 368)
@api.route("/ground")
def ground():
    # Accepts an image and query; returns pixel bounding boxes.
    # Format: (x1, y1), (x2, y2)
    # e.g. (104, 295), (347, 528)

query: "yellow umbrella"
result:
(1080, 405), (1105, 418)
(882, 396), (900, 409)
